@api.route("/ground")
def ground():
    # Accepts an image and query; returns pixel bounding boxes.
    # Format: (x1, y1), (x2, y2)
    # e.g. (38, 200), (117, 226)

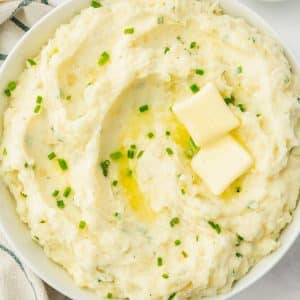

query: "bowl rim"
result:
(0, 1), (299, 300)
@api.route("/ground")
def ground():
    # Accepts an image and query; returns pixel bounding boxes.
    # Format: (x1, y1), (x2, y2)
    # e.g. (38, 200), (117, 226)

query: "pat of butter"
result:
(173, 82), (239, 146)
(191, 135), (253, 195)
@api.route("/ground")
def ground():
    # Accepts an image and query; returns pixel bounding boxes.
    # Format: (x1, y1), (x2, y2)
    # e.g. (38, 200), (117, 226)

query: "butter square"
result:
(173, 82), (239, 146)
(191, 135), (253, 195)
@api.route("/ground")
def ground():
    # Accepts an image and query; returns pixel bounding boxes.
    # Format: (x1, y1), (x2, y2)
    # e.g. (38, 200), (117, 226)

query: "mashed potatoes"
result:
(1, 0), (300, 299)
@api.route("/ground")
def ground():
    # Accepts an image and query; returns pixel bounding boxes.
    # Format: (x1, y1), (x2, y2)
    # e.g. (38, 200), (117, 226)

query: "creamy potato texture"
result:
(1, 0), (300, 299)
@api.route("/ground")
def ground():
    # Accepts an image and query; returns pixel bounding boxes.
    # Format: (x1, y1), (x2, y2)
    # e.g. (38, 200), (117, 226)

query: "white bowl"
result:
(0, 1), (299, 299)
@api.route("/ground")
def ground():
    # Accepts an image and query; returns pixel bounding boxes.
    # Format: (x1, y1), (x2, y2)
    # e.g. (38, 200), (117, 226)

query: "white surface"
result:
(233, 3), (300, 300)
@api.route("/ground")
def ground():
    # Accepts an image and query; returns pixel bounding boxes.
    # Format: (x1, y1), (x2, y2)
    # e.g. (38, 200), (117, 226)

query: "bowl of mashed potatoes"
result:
(0, 0), (299, 299)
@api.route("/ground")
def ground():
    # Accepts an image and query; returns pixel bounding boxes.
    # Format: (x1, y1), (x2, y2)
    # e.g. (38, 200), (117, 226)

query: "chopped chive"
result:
(162, 273), (169, 279)
(137, 150), (144, 159)
(167, 292), (177, 300)
(7, 81), (17, 91)
(63, 186), (72, 197)
(236, 186), (241, 193)
(66, 95), (72, 101)
(181, 188), (186, 195)
(237, 66), (243, 74)
(190, 41), (197, 49)
(164, 47), (170, 54)
(237, 104), (246, 112)
(196, 235), (199, 242)
(98, 51), (110, 66)
(181, 251), (188, 258)
(48, 152), (56, 160)
(56, 200), (65, 209)
(106, 292), (113, 299)
(58, 158), (68, 170)
(110, 151), (122, 160)
(112, 180), (118, 186)
(165, 131), (171, 136)
(2, 148), (7, 156)
(130, 144), (136, 149)
(20, 192), (27, 198)
(195, 69), (204, 75)
(124, 27), (135, 34)
(236, 234), (244, 246)
(24, 162), (29, 168)
(170, 217), (180, 227)
(166, 147), (173, 156)
(186, 136), (199, 159)
(174, 239), (181, 246)
(190, 84), (200, 93)
(224, 95), (235, 105)
(157, 257), (163, 266)
(100, 160), (110, 177)
(34, 235), (39, 240)
(40, 220), (46, 224)
(114, 212), (120, 218)
(139, 104), (149, 112)
(27, 58), (36, 66)
(256, 113), (261, 117)
(147, 132), (154, 139)
(208, 221), (221, 234)
(79, 220), (86, 229)
(36, 95), (43, 104)
(157, 16), (164, 24)
(91, 0), (102, 8)
(127, 149), (135, 159)
(52, 190), (59, 197)
(34, 105), (41, 113)
(4, 89), (11, 97)
(236, 252), (243, 258)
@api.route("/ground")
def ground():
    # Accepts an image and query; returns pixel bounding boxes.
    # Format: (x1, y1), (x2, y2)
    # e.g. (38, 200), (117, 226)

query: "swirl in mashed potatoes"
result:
(1, 0), (300, 299)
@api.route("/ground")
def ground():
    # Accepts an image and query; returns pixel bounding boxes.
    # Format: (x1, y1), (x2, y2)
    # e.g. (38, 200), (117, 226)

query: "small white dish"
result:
(0, 1), (299, 299)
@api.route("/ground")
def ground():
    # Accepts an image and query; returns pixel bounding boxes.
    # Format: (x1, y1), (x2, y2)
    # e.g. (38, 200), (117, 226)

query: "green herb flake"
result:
(127, 169), (133, 177)
(164, 47), (170, 54)
(236, 252), (243, 258)
(186, 136), (199, 159)
(195, 69), (204, 76)
(48, 152), (56, 160)
(36, 95), (43, 104)
(208, 221), (221, 234)
(91, 0), (102, 8)
(100, 160), (110, 177)
(4, 81), (17, 97)
(167, 292), (177, 300)
(20, 192), (27, 198)
(27, 58), (37, 66)
(112, 180), (118, 187)
(137, 150), (144, 159)
(139, 104), (149, 112)
(63, 186), (72, 198)
(52, 190), (59, 197)
(190, 83), (200, 94)
(157, 257), (163, 266)
(181, 250), (188, 258)
(110, 151), (122, 161)
(147, 132), (154, 139)
(34, 105), (41, 113)
(157, 16), (164, 24)
(2, 148), (7, 156)
(24, 162), (29, 168)
(58, 158), (68, 171)
(236, 234), (244, 247)
(162, 273), (169, 279)
(237, 103), (246, 112)
(237, 66), (243, 74)
(127, 149), (135, 159)
(106, 292), (113, 299)
(181, 188), (186, 195)
(236, 186), (241, 193)
(40, 220), (46, 224)
(98, 51), (110, 66)
(165, 131), (171, 136)
(124, 27), (135, 34)
(190, 41), (197, 49)
(79, 220), (86, 229)
(170, 217), (180, 227)
(174, 239), (181, 246)
(224, 95), (235, 105)
(166, 147), (173, 156)
(56, 200), (65, 209)
(196, 235), (199, 242)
